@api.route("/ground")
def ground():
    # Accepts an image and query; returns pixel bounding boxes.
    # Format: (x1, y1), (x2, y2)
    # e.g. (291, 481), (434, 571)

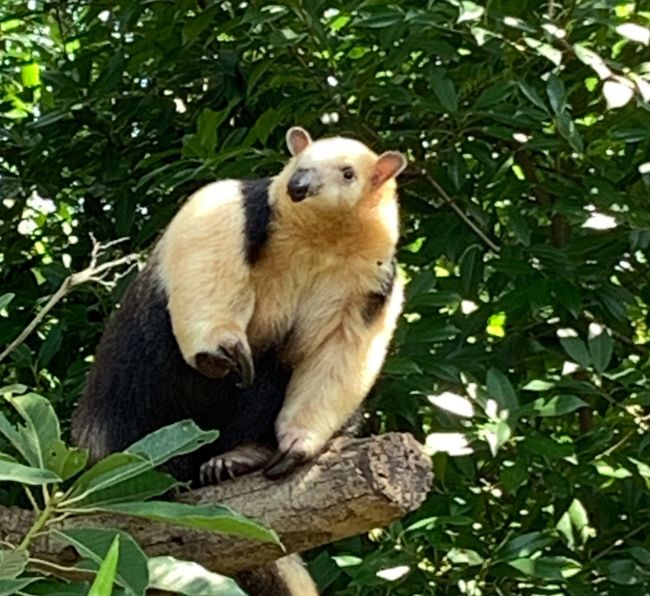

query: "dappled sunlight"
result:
(425, 432), (473, 456)
(582, 212), (618, 229)
(428, 391), (475, 418)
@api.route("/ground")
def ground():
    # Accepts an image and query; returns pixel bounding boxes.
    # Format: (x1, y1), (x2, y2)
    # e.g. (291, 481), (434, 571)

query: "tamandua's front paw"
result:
(194, 336), (254, 387)
(199, 443), (273, 485)
(264, 428), (325, 479)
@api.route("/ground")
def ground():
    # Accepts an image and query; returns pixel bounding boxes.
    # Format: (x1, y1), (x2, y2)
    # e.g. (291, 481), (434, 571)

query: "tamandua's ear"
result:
(371, 151), (407, 187)
(371, 151), (406, 186)
(286, 127), (312, 156)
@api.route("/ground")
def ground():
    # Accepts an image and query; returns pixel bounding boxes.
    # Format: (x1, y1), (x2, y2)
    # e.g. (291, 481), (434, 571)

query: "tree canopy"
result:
(1, 0), (650, 593)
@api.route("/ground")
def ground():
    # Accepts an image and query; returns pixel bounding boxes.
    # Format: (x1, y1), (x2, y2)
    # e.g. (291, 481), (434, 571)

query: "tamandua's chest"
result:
(245, 248), (391, 360)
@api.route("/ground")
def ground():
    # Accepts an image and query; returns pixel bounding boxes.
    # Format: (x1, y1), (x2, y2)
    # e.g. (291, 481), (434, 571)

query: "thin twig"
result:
(420, 168), (501, 253)
(28, 557), (87, 575)
(591, 522), (649, 562)
(23, 486), (40, 513)
(597, 413), (650, 459)
(0, 237), (138, 365)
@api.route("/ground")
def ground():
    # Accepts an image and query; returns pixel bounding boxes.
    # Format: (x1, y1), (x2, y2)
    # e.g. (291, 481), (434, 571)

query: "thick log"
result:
(0, 433), (432, 575)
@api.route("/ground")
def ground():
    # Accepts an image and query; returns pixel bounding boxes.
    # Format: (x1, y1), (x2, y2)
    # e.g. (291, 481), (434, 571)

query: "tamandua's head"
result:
(282, 127), (406, 210)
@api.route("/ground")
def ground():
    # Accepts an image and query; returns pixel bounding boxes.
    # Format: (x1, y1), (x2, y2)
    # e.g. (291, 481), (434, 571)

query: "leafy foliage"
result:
(0, 390), (276, 594)
(1, 0), (650, 594)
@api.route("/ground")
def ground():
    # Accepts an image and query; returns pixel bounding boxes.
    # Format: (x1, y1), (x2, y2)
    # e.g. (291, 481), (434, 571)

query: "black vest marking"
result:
(242, 178), (272, 264)
(362, 258), (397, 324)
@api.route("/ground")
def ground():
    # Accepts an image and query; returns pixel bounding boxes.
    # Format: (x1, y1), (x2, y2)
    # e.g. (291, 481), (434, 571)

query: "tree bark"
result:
(0, 433), (432, 575)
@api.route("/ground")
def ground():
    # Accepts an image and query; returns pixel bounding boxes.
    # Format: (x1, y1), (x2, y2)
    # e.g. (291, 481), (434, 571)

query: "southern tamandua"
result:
(72, 125), (405, 483)
(72, 126), (405, 596)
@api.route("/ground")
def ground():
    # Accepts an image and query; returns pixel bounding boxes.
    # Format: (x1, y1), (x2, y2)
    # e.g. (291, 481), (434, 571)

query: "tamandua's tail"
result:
(234, 553), (319, 596)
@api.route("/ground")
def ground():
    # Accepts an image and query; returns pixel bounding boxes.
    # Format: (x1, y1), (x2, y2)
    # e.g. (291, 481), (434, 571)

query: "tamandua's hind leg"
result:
(200, 443), (273, 485)
(157, 181), (256, 385)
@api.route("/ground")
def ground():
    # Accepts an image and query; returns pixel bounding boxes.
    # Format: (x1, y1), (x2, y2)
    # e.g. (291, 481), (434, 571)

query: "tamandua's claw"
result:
(195, 340), (255, 387)
(264, 449), (307, 479)
(232, 341), (255, 388)
(199, 443), (272, 485)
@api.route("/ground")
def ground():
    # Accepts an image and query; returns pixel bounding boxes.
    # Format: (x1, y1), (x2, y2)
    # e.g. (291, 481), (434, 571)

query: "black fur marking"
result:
(242, 178), (272, 264)
(72, 262), (291, 484)
(362, 258), (396, 324)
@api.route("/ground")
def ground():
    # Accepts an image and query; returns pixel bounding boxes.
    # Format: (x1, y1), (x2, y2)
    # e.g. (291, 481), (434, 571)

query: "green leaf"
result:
(518, 82), (549, 112)
(497, 531), (554, 561)
(557, 330), (591, 368)
(486, 368), (518, 412)
(0, 392), (60, 468)
(65, 453), (155, 504)
(587, 323), (613, 374)
(531, 395), (587, 417)
(0, 457), (61, 485)
(182, 5), (221, 46)
(430, 67), (458, 112)
(552, 282), (581, 317)
(98, 501), (280, 544)
(482, 420), (511, 456)
(19, 578), (88, 594)
(196, 108), (220, 156)
(88, 535), (120, 596)
(460, 245), (482, 296)
(148, 556), (247, 596)
(546, 74), (566, 114)
(21, 63), (40, 88)
(474, 82), (512, 110)
(522, 435), (574, 459)
(0, 293), (15, 311)
(523, 37), (562, 65)
(555, 112), (583, 153)
(44, 440), (88, 481)
(456, 1), (484, 23)
(629, 458), (650, 489)
(125, 420), (218, 467)
(522, 379), (554, 391)
(37, 325), (62, 369)
(68, 421), (216, 504)
(0, 577), (40, 595)
(557, 499), (593, 549)
(604, 559), (644, 585)
(0, 385), (27, 396)
(0, 549), (27, 580)
(446, 548), (483, 565)
(509, 556), (581, 579)
(73, 469), (178, 507)
(54, 529), (148, 596)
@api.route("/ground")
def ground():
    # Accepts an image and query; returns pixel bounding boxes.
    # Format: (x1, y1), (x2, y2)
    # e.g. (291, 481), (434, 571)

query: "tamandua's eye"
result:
(341, 166), (355, 181)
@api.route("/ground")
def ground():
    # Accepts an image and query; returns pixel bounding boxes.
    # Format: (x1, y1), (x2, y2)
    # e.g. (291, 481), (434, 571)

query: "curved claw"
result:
(200, 444), (272, 485)
(264, 448), (307, 479)
(232, 340), (255, 388)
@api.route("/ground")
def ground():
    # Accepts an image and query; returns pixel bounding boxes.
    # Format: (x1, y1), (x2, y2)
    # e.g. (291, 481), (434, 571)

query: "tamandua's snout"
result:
(287, 168), (322, 202)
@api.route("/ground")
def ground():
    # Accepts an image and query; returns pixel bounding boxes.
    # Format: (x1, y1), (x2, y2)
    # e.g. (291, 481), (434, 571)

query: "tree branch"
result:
(1, 433), (433, 576)
(420, 168), (501, 253)
(0, 237), (138, 365)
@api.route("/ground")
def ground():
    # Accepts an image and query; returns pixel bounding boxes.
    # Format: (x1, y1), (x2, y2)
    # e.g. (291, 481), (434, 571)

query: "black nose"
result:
(287, 169), (316, 202)
(288, 180), (309, 202)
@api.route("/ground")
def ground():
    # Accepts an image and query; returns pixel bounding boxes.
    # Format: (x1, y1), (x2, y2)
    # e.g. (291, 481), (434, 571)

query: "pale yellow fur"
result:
(158, 180), (254, 367)
(276, 554), (320, 595)
(158, 130), (404, 460)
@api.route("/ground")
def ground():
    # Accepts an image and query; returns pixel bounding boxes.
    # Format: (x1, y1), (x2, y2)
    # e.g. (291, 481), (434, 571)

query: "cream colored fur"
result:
(275, 554), (320, 596)
(158, 180), (255, 367)
(158, 128), (405, 462)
